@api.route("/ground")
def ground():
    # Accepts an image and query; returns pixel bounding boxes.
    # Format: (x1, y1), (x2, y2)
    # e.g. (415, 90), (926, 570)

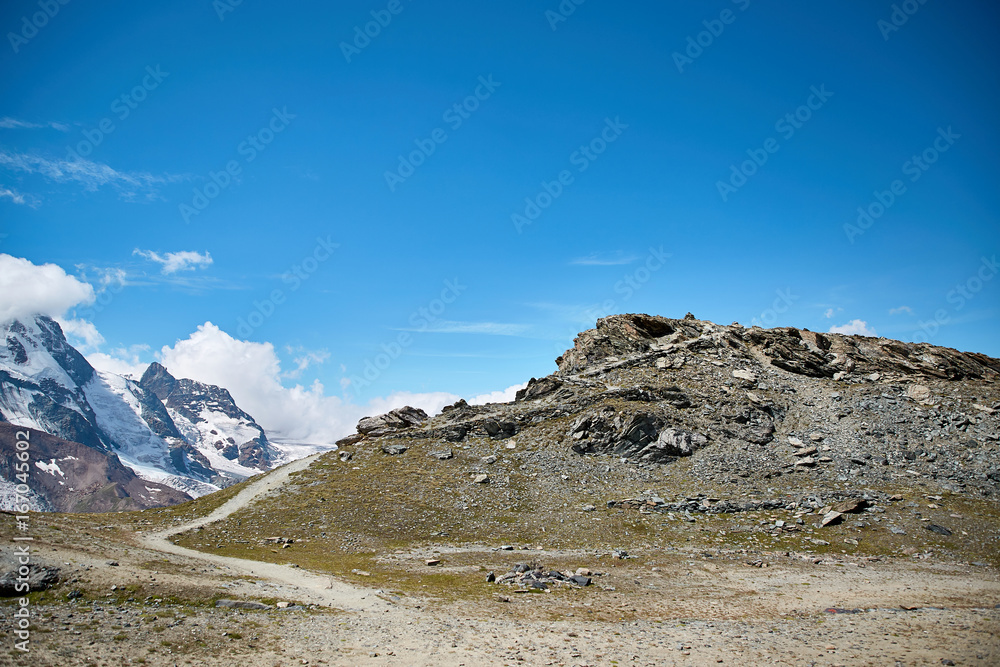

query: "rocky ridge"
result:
(0, 423), (191, 511)
(343, 313), (1000, 496)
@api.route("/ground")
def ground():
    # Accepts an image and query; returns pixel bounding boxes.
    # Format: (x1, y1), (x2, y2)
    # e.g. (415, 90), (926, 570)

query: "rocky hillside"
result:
(340, 313), (999, 496)
(175, 313), (999, 589)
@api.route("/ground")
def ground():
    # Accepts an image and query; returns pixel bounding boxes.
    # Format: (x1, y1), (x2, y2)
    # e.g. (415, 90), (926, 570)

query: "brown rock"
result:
(820, 511), (843, 527)
(832, 498), (868, 514)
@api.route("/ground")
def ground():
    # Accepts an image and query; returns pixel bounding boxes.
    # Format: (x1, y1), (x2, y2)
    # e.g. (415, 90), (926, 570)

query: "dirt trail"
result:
(138, 453), (396, 614)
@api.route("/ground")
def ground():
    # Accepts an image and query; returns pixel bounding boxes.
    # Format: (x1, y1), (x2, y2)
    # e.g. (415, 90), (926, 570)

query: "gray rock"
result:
(358, 406), (428, 435)
(906, 384), (932, 403)
(820, 511), (843, 527)
(832, 498), (867, 513)
(0, 564), (60, 597)
(568, 409), (707, 463)
(335, 433), (364, 447)
(515, 377), (564, 402)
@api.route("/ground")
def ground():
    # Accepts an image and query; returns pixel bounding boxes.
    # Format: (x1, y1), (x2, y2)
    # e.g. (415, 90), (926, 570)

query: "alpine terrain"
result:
(2, 313), (998, 666)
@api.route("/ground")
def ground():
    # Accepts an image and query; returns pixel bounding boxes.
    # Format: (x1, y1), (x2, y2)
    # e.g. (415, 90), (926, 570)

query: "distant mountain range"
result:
(0, 315), (289, 511)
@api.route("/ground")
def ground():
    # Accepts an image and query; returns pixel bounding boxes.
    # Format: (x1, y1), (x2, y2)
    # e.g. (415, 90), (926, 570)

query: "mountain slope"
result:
(0, 423), (191, 512)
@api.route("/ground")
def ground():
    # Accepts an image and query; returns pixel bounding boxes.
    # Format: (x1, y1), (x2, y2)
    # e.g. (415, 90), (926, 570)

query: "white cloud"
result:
(0, 117), (69, 131)
(87, 345), (150, 379)
(0, 150), (183, 198)
(133, 249), (213, 274)
(829, 319), (877, 336)
(284, 347), (330, 379)
(362, 391), (461, 419)
(570, 252), (638, 266)
(57, 317), (105, 351)
(0, 254), (95, 323)
(0, 186), (29, 205)
(397, 320), (531, 336)
(469, 382), (528, 405)
(889, 305), (913, 315)
(158, 323), (463, 444)
(824, 308), (835, 318)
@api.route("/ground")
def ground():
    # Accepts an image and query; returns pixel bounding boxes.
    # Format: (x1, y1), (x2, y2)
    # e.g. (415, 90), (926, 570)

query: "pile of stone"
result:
(488, 563), (594, 590)
(607, 492), (880, 517)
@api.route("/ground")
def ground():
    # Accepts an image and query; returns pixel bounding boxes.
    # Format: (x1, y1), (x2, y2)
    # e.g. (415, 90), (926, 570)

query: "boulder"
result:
(357, 406), (428, 436)
(0, 564), (60, 597)
(832, 498), (868, 514)
(820, 511), (843, 527)
(515, 377), (563, 402)
(336, 433), (364, 447)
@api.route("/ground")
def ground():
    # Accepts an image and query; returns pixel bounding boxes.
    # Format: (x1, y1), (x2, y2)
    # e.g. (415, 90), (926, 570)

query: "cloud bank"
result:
(0, 254), (94, 323)
(829, 319), (877, 336)
(157, 323), (492, 444)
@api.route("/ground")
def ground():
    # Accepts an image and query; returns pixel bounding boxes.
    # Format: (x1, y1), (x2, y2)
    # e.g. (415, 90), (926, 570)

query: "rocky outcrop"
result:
(515, 377), (564, 402)
(347, 312), (999, 495)
(556, 313), (1000, 382)
(567, 407), (708, 463)
(356, 406), (429, 438)
(0, 563), (60, 597)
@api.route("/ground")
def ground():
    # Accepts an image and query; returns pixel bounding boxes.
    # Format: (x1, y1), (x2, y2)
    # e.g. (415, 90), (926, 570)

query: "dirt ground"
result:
(3, 550), (998, 667)
(3, 453), (999, 666)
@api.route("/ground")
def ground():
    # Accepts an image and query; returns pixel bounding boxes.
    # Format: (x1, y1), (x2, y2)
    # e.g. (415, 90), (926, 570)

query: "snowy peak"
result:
(139, 363), (275, 471)
(4, 315), (94, 388)
(1, 316), (105, 451)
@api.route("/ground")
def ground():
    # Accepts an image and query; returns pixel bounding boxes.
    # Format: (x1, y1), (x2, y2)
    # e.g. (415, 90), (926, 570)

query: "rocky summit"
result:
(342, 313), (1000, 497)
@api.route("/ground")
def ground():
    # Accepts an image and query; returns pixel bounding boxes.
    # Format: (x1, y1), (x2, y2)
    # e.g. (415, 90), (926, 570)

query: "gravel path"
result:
(138, 453), (395, 614)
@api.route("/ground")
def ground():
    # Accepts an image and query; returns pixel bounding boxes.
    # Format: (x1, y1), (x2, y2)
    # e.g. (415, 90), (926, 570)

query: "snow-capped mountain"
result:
(139, 362), (274, 475)
(0, 315), (283, 505)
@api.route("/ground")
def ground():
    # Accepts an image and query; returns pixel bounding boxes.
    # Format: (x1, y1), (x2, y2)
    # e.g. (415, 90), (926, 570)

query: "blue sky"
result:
(1, 1), (998, 441)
